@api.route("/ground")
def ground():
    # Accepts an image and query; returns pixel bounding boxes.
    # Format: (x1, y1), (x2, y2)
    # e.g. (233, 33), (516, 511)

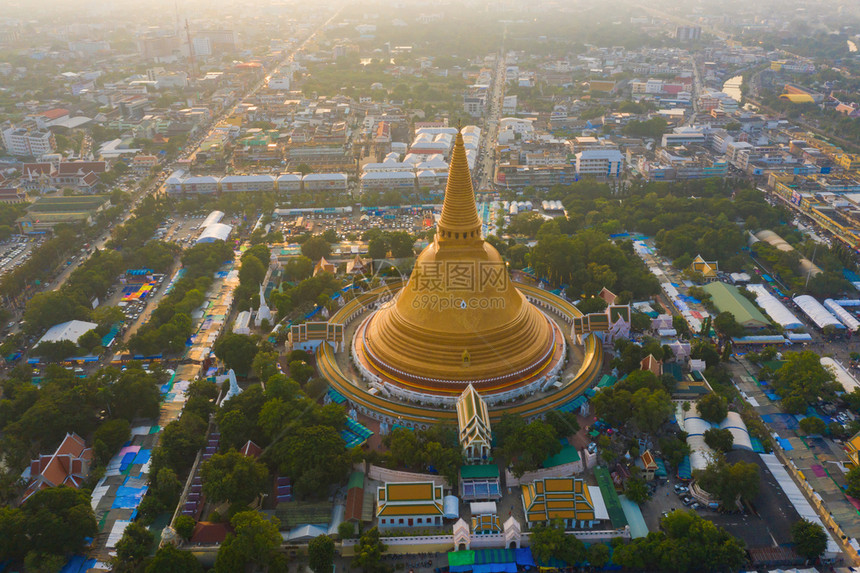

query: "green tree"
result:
(367, 236), (388, 260)
(201, 450), (269, 507)
(113, 521), (154, 572)
(505, 420), (562, 477)
(252, 350), (280, 381)
(289, 360), (314, 384)
(151, 412), (207, 477)
(339, 520), (356, 539)
(846, 466), (860, 498)
(388, 232), (415, 258)
(696, 393), (728, 423)
(238, 255), (267, 289)
(24, 290), (91, 334)
(214, 332), (259, 374)
(772, 351), (839, 407)
(78, 329), (102, 353)
(630, 387), (674, 434)
(672, 315), (691, 337)
(174, 515), (196, 540)
(659, 434), (692, 469)
(614, 510), (746, 572)
(301, 236), (332, 261)
(587, 543), (610, 568)
(799, 416), (827, 436)
(713, 311), (745, 338)
(624, 476), (650, 503)
(93, 418), (131, 465)
(529, 519), (586, 565)
(283, 256), (314, 281)
(146, 545), (204, 573)
(33, 340), (80, 362)
(308, 534), (336, 573)
(352, 526), (390, 573)
(214, 512), (283, 573)
(695, 457), (760, 508)
(109, 368), (161, 421)
(20, 486), (97, 560)
(703, 428), (734, 453)
(267, 425), (350, 499)
(791, 519), (827, 562)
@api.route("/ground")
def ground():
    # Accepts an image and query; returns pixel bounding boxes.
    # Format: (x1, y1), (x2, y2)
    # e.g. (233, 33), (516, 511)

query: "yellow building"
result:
(837, 154), (860, 171)
(691, 254), (719, 281)
(521, 477), (596, 528)
(376, 482), (444, 528)
(845, 432), (860, 468)
(471, 514), (502, 535)
(456, 385), (492, 464)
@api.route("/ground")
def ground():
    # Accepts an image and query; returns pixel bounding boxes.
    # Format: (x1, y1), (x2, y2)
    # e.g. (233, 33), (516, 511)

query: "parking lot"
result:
(277, 208), (435, 242)
(0, 235), (43, 278)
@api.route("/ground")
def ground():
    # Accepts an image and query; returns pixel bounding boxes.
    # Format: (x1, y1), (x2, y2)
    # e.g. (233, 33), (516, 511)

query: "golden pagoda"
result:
(356, 131), (561, 395)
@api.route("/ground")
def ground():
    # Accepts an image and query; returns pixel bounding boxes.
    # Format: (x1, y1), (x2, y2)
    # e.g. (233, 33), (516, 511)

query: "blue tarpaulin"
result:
(777, 437), (794, 451)
(473, 564), (517, 573)
(112, 486), (147, 509)
(60, 556), (97, 573)
(514, 548), (535, 567)
(132, 449), (151, 465)
(119, 452), (136, 471)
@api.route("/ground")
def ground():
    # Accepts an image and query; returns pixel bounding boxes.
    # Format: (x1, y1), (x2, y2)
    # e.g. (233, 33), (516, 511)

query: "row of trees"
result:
(213, 372), (351, 500)
(129, 240), (234, 355)
(529, 224), (660, 300)
(0, 363), (163, 472)
(493, 411), (580, 477)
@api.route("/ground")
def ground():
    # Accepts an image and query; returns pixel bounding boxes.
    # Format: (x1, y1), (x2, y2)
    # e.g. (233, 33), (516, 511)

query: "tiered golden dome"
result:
(357, 131), (559, 394)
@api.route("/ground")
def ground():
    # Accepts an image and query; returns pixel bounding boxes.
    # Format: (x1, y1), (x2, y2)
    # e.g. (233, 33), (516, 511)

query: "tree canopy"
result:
(529, 519), (586, 565)
(201, 450), (269, 507)
(694, 457), (760, 508)
(0, 486), (97, 565)
(613, 510), (746, 572)
(308, 534), (336, 573)
(791, 519), (827, 561)
(771, 351), (840, 412)
(696, 393), (728, 424)
(214, 511), (285, 573)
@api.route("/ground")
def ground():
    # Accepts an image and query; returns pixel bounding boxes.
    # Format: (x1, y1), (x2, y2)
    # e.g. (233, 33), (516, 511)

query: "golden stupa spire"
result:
(437, 130), (482, 241)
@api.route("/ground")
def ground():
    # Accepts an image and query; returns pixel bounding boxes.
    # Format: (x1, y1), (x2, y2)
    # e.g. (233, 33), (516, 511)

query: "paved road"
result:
(477, 53), (506, 191)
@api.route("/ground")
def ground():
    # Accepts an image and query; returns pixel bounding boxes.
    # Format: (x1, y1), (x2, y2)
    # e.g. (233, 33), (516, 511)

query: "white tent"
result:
(196, 222), (232, 244)
(747, 285), (803, 330)
(36, 319), (98, 347)
(824, 299), (860, 332)
(470, 501), (497, 515)
(792, 295), (844, 330)
(718, 412), (752, 451)
(821, 357), (860, 393)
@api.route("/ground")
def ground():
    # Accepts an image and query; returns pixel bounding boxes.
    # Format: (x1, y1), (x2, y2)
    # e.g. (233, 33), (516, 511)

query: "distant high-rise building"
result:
(2, 123), (56, 157)
(675, 26), (702, 41)
(137, 33), (181, 60)
(195, 29), (238, 54)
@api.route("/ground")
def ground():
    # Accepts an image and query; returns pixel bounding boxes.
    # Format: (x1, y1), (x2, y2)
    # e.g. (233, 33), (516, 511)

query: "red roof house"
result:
(22, 432), (93, 503)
